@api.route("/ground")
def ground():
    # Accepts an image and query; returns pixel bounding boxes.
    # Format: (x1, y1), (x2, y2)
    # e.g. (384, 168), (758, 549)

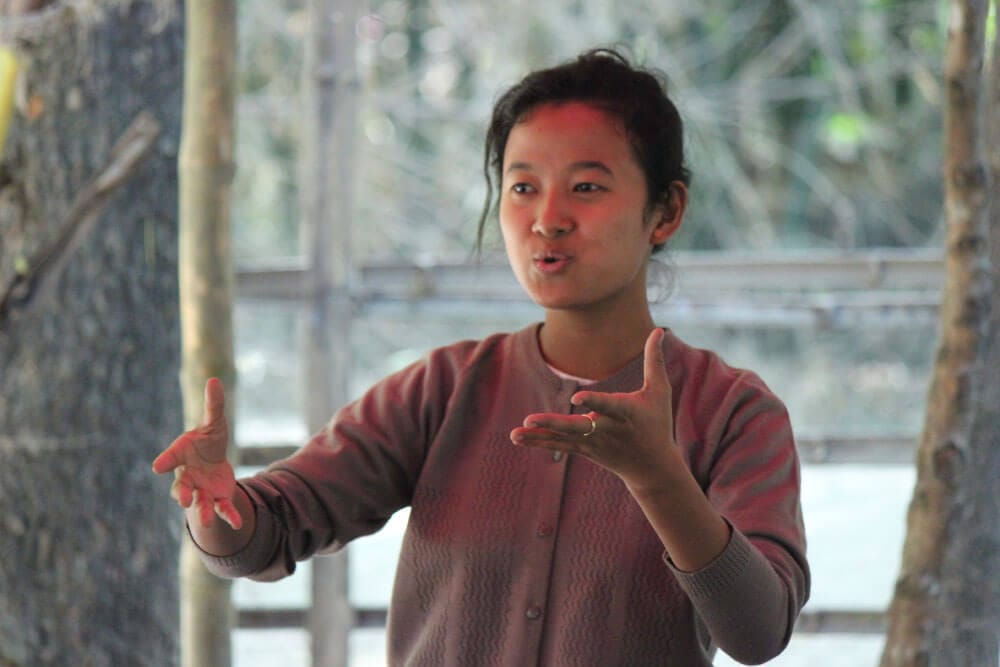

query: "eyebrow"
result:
(504, 160), (614, 177)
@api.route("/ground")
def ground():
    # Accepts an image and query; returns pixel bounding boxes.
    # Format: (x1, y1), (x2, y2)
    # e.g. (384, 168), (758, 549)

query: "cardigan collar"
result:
(511, 323), (676, 396)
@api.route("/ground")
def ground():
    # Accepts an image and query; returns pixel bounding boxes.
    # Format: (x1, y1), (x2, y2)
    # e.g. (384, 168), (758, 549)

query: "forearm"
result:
(186, 483), (256, 557)
(624, 450), (803, 662)
(624, 459), (730, 572)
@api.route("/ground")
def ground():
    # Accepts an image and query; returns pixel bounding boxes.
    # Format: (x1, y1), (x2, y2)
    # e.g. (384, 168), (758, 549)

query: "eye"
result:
(573, 182), (604, 193)
(510, 182), (535, 194)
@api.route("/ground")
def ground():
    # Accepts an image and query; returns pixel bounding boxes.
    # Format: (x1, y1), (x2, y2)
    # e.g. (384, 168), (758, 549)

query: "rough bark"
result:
(0, 1), (183, 665)
(939, 3), (1000, 660)
(880, 1), (996, 665)
(177, 2), (237, 667)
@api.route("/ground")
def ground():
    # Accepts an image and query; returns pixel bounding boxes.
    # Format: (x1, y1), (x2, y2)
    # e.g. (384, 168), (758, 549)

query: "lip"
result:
(531, 250), (573, 274)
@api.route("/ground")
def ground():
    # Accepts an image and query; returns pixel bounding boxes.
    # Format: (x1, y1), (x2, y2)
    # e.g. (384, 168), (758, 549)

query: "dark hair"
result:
(476, 48), (691, 254)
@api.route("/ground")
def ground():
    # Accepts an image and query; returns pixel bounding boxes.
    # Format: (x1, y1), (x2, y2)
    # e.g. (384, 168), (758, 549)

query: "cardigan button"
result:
(551, 451), (563, 462)
(525, 605), (542, 620)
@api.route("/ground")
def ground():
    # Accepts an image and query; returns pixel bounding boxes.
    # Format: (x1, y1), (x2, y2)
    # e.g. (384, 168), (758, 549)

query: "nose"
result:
(531, 192), (574, 238)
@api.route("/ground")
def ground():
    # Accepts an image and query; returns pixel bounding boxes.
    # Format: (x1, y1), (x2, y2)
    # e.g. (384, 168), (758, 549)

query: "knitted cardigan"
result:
(197, 324), (810, 666)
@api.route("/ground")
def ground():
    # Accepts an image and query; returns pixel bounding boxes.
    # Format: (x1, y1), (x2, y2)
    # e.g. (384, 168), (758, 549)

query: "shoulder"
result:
(662, 329), (789, 444)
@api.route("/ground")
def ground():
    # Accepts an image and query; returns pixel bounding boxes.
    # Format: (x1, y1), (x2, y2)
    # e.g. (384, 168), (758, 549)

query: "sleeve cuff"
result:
(662, 520), (756, 600)
(185, 482), (282, 579)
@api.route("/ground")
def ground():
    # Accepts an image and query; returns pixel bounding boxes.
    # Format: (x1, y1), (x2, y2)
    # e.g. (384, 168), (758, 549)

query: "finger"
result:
(153, 428), (205, 473)
(152, 438), (185, 474)
(570, 390), (627, 419)
(521, 413), (596, 437)
(214, 498), (243, 530)
(152, 449), (178, 474)
(203, 377), (226, 426)
(195, 490), (216, 528)
(521, 412), (584, 430)
(510, 429), (574, 451)
(170, 470), (194, 508)
(642, 328), (669, 392)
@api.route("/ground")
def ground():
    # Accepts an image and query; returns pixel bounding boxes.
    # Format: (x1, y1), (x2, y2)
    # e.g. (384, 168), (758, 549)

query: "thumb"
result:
(642, 328), (669, 393)
(203, 377), (226, 426)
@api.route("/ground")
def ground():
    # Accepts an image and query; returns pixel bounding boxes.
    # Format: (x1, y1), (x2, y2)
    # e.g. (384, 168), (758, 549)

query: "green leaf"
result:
(826, 113), (866, 146)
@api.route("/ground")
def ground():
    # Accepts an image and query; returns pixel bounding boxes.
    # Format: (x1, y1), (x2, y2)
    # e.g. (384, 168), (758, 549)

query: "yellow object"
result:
(0, 47), (18, 159)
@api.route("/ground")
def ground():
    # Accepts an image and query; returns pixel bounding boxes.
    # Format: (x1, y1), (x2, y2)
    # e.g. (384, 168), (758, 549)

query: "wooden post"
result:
(299, 1), (359, 666)
(879, 1), (996, 665)
(178, 2), (238, 666)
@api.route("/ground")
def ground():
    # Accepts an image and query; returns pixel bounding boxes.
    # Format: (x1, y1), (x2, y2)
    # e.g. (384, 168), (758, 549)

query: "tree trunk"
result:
(944, 2), (1000, 661)
(177, 2), (237, 667)
(0, 1), (183, 665)
(880, 1), (997, 665)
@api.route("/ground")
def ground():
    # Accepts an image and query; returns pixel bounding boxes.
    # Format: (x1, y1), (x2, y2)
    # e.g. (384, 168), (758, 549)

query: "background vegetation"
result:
(233, 0), (950, 261)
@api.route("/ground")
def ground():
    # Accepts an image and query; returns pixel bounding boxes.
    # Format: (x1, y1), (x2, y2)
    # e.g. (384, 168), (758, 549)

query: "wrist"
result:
(620, 447), (685, 498)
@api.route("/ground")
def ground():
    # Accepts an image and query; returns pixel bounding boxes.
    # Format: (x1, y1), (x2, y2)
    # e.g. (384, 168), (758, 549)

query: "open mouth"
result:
(533, 252), (571, 273)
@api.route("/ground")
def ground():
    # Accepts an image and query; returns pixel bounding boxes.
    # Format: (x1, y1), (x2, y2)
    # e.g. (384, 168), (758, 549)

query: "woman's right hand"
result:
(153, 377), (243, 529)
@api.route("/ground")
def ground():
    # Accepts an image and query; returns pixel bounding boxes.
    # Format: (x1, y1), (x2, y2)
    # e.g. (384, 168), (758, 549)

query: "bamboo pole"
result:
(178, 2), (238, 666)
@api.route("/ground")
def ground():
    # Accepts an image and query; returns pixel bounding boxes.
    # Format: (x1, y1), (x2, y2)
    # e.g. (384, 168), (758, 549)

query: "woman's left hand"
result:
(510, 328), (681, 491)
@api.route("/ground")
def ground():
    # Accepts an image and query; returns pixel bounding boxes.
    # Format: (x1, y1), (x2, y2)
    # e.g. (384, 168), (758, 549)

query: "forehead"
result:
(503, 102), (634, 166)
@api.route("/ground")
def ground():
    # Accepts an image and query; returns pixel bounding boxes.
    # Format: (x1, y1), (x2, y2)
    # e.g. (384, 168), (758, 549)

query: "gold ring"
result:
(582, 413), (597, 437)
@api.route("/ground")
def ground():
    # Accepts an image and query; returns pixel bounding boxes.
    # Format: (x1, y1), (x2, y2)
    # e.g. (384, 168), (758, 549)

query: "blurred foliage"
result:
(233, 0), (304, 259)
(232, 0), (948, 262)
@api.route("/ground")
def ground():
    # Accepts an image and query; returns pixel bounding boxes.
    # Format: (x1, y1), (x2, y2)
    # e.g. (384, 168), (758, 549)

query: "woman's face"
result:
(499, 102), (682, 316)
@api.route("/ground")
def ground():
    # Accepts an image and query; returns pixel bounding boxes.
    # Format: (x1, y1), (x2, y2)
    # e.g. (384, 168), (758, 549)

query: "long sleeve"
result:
(667, 346), (810, 664)
(193, 339), (478, 582)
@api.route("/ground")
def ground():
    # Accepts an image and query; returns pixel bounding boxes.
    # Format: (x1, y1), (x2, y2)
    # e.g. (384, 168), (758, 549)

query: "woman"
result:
(154, 48), (809, 666)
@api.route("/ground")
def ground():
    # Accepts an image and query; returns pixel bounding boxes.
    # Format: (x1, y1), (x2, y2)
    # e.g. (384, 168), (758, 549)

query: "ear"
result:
(648, 181), (687, 246)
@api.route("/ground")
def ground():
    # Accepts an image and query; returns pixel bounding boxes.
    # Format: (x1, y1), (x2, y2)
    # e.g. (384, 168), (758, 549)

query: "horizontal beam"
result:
(237, 607), (887, 635)
(796, 435), (914, 464)
(236, 250), (944, 301)
(793, 610), (886, 634)
(235, 251), (944, 328)
(238, 607), (386, 630)
(237, 435), (917, 468)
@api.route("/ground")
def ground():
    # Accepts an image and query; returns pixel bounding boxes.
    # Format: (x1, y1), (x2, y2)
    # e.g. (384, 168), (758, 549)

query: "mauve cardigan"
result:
(197, 324), (810, 666)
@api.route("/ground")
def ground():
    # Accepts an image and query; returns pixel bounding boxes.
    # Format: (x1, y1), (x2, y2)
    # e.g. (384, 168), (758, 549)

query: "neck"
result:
(539, 303), (657, 381)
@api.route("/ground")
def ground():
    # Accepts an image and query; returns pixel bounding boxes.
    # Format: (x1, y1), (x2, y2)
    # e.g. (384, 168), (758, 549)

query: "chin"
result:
(529, 293), (588, 311)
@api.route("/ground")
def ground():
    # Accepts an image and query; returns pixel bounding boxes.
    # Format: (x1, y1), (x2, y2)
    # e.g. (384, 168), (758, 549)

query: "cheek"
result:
(497, 212), (512, 245)
(497, 218), (521, 261)
(497, 202), (524, 243)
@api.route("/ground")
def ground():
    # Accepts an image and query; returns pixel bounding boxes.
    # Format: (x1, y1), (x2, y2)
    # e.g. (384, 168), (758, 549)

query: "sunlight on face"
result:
(498, 102), (679, 315)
